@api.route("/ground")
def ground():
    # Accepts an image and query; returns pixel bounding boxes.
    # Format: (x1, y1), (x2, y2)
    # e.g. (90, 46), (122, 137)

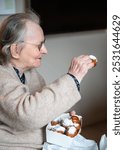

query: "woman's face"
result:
(16, 21), (47, 70)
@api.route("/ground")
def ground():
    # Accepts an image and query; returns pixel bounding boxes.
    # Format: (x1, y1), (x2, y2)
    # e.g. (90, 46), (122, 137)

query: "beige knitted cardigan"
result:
(0, 63), (81, 150)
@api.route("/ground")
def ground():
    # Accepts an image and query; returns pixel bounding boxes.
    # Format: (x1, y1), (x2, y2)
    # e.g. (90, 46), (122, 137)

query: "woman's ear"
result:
(10, 44), (20, 59)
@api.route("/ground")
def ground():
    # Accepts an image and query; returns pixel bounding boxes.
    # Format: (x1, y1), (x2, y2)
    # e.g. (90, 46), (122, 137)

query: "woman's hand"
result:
(70, 110), (76, 116)
(68, 55), (94, 83)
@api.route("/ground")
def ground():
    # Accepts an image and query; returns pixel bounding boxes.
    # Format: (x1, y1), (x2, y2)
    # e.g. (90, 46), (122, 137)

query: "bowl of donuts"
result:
(46, 113), (82, 148)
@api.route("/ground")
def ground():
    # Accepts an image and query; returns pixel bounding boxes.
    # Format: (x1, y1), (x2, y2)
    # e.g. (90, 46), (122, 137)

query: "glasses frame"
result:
(20, 39), (46, 51)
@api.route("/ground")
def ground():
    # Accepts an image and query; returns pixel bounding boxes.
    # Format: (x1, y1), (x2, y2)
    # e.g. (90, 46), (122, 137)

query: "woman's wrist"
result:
(67, 73), (80, 91)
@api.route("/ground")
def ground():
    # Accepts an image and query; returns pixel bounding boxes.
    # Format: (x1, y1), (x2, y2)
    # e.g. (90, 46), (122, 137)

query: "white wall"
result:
(37, 29), (107, 126)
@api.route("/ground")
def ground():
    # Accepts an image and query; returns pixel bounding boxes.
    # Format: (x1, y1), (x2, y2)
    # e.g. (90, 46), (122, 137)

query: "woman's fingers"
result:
(68, 55), (97, 83)
(70, 110), (76, 116)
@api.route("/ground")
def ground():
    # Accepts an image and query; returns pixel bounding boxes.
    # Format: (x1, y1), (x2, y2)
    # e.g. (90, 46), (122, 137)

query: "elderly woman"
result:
(0, 11), (94, 150)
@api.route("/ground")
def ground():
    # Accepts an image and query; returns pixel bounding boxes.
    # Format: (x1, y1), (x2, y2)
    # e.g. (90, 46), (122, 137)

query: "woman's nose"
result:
(40, 44), (48, 54)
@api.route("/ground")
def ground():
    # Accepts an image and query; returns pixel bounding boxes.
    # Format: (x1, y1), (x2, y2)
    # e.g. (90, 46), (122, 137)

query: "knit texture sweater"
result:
(0, 63), (81, 150)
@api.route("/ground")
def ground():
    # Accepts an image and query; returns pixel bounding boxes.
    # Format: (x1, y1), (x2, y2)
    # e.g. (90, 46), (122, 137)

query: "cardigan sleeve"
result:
(0, 72), (81, 131)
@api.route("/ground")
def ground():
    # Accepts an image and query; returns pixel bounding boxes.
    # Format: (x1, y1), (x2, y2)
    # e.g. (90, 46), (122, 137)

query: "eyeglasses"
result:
(20, 39), (46, 51)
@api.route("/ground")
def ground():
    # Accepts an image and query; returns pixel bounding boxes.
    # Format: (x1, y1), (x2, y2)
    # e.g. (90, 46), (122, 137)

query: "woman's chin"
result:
(35, 63), (41, 68)
(34, 62), (41, 68)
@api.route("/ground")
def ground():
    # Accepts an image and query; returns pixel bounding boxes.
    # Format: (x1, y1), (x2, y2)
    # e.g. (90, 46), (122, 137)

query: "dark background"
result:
(30, 0), (107, 35)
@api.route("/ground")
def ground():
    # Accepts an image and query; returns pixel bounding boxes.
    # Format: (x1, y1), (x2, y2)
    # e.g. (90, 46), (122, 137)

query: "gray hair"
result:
(0, 10), (40, 65)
